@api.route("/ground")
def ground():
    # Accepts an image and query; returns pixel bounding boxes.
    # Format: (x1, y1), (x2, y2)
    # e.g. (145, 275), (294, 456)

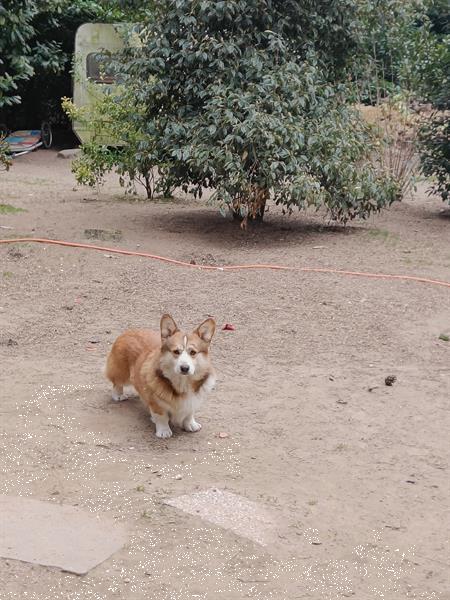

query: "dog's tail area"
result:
(105, 346), (131, 389)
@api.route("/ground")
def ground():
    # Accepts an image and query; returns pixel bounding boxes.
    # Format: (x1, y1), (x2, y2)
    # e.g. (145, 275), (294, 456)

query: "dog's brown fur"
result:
(106, 315), (216, 438)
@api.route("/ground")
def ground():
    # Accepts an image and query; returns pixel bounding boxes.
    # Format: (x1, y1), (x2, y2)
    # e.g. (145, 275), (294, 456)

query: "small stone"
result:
(57, 148), (81, 159)
(84, 228), (122, 242)
(175, 474), (183, 480)
(217, 432), (230, 438)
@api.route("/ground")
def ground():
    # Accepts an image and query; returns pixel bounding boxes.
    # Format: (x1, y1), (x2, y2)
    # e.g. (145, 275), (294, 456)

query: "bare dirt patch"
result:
(0, 150), (449, 599)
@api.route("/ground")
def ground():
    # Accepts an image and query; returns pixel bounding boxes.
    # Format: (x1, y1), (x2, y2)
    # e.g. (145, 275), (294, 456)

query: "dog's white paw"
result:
(156, 426), (173, 439)
(112, 391), (128, 402)
(183, 418), (202, 433)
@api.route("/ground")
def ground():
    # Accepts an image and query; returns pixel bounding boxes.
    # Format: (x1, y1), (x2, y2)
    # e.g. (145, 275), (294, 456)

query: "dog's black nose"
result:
(180, 365), (190, 374)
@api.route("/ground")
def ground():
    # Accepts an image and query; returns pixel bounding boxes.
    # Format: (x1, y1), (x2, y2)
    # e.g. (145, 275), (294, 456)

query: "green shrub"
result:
(62, 87), (160, 198)
(416, 2), (449, 203)
(117, 0), (400, 224)
(420, 113), (450, 202)
(0, 1), (36, 109)
(0, 1), (147, 126)
(0, 136), (12, 172)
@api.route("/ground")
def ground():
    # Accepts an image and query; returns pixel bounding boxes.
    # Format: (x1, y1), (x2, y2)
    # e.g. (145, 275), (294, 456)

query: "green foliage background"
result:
(1, 0), (448, 210)
(0, 0), (145, 126)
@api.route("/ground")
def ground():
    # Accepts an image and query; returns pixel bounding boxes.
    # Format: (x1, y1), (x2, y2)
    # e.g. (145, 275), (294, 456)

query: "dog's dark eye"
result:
(189, 350), (197, 357)
(173, 349), (181, 356)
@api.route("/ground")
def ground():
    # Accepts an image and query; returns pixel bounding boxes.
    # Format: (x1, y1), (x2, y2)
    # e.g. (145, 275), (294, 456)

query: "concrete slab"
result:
(0, 495), (127, 575)
(164, 488), (277, 546)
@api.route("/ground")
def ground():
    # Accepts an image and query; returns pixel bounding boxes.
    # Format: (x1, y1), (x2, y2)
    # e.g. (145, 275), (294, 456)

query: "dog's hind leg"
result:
(112, 384), (128, 402)
(106, 352), (130, 402)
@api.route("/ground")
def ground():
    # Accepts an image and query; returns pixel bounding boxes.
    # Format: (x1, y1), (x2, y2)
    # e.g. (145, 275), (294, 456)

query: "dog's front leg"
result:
(150, 410), (172, 439)
(183, 414), (202, 432)
(201, 373), (217, 394)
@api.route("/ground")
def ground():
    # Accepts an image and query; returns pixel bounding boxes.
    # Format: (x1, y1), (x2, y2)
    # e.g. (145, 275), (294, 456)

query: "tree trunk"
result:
(144, 172), (153, 199)
(232, 186), (268, 226)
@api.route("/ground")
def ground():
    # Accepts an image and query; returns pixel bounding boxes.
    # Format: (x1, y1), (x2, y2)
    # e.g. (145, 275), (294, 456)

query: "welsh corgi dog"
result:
(106, 314), (216, 439)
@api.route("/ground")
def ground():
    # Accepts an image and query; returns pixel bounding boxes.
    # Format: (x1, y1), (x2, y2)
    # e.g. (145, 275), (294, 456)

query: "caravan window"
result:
(86, 53), (115, 84)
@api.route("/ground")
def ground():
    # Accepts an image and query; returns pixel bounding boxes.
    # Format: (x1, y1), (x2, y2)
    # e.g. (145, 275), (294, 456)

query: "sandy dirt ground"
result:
(0, 150), (449, 600)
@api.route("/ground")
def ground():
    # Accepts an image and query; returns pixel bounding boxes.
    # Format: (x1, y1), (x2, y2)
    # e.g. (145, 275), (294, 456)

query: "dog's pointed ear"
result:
(160, 314), (179, 339)
(195, 318), (216, 343)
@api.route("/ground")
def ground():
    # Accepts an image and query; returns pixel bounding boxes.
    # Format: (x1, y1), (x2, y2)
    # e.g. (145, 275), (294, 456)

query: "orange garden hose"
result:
(1, 237), (450, 289)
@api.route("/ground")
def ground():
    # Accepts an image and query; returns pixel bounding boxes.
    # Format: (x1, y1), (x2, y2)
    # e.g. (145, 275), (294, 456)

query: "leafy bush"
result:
(117, 0), (399, 224)
(355, 0), (449, 204)
(62, 86), (160, 198)
(420, 113), (450, 202)
(359, 97), (422, 198)
(415, 1), (449, 203)
(0, 135), (11, 171)
(0, 1), (147, 127)
(356, 0), (448, 103)
(0, 1), (35, 109)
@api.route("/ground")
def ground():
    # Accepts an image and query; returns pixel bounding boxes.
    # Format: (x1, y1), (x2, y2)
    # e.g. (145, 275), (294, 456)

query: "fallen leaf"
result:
(222, 323), (235, 331)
